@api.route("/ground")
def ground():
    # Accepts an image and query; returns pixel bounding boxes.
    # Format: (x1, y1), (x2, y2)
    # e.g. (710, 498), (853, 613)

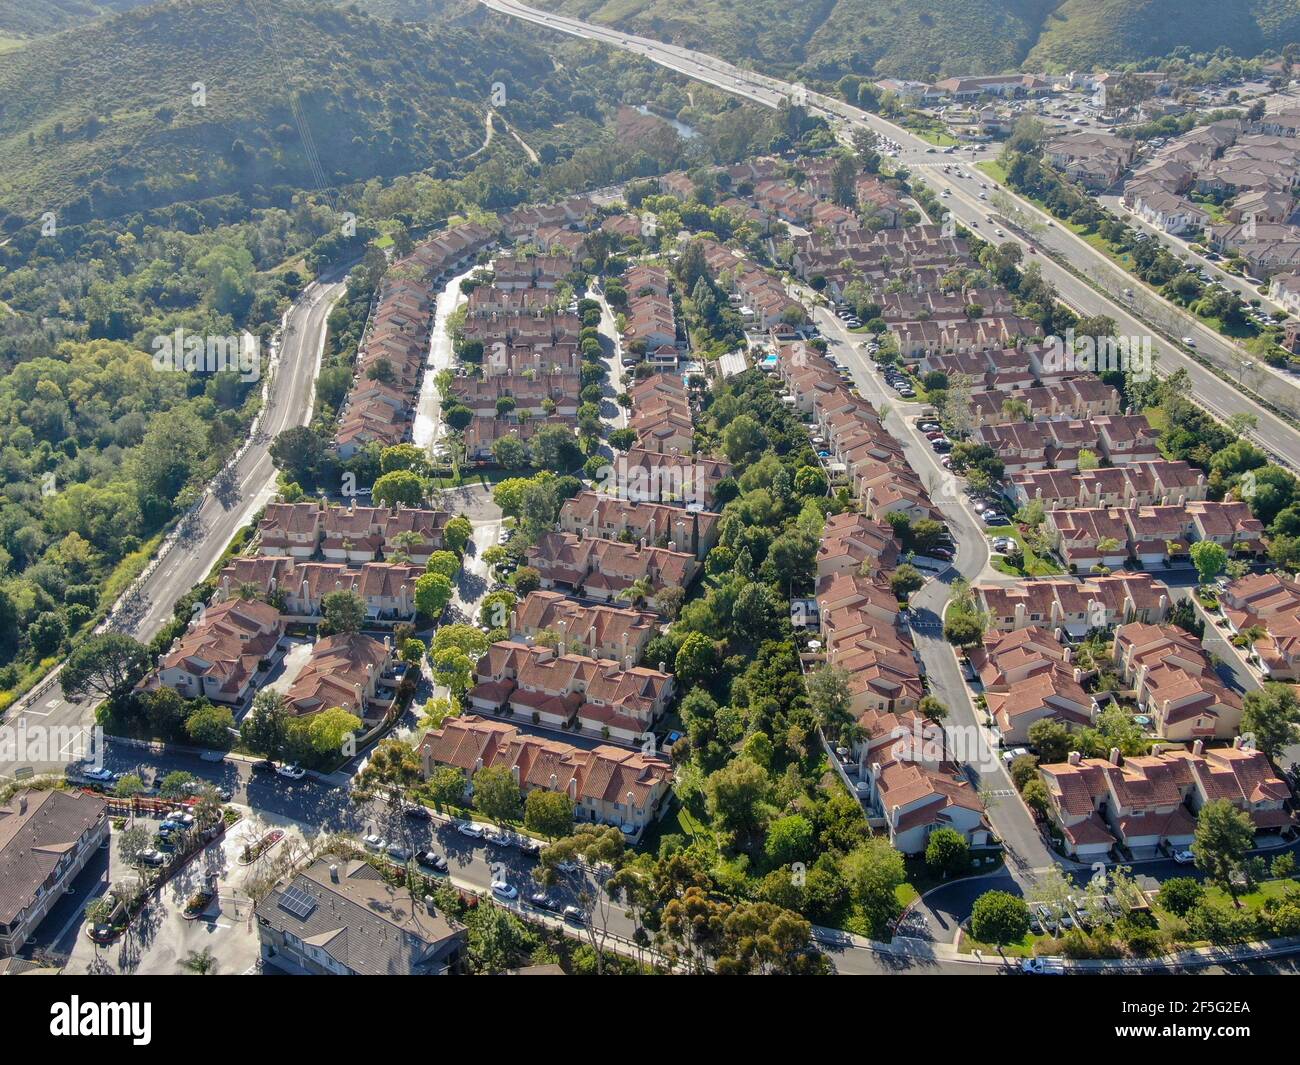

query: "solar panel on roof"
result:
(278, 884), (317, 920)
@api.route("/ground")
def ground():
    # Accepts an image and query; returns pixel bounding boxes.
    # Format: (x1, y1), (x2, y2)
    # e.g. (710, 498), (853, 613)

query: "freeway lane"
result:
(1, 275), (346, 780)
(481, 0), (1300, 469)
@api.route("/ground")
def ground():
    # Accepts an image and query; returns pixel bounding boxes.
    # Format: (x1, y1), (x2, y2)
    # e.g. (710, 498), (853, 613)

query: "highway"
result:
(481, 0), (1300, 469)
(0, 274), (346, 780)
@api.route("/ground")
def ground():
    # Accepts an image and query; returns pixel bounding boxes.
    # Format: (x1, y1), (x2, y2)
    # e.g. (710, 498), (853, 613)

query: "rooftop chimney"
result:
(1109, 746), (1121, 766)
(1192, 739), (1205, 756)
(1067, 751), (1081, 766)
(329, 864), (340, 883)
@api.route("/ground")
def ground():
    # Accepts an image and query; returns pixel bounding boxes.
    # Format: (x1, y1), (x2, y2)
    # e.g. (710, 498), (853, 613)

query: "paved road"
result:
(1, 275), (346, 781)
(482, 0), (1300, 473)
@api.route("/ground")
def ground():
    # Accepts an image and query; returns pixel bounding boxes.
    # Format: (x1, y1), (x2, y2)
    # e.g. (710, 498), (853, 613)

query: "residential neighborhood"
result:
(6, 0), (1300, 1004)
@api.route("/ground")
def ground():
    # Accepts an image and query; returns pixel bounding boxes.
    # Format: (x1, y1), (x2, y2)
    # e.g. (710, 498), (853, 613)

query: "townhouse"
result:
(0, 790), (109, 957)
(1040, 742), (1292, 859)
(447, 371), (581, 419)
(815, 512), (900, 579)
(851, 706), (991, 855)
(285, 633), (397, 724)
(157, 597), (284, 706)
(976, 574), (1172, 637)
(336, 221), (495, 457)
(216, 556), (424, 624)
(610, 448), (733, 507)
(558, 491), (720, 561)
(418, 715), (672, 833)
(524, 531), (699, 611)
(817, 572), (923, 716)
(257, 501), (452, 566)
(1010, 460), (1208, 511)
(1221, 571), (1300, 680)
(463, 413), (579, 463)
(1112, 623), (1243, 741)
(510, 590), (659, 663)
(1045, 500), (1264, 572)
(465, 641), (674, 743)
(499, 196), (593, 243)
(256, 858), (467, 975)
(969, 626), (1094, 745)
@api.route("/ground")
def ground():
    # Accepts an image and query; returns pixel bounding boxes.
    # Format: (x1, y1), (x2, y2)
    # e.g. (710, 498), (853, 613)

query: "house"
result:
(1130, 189), (1210, 236)
(1221, 571), (1300, 680)
(976, 574), (1171, 637)
(216, 557), (423, 624)
(258, 502), (451, 566)
(558, 492), (719, 560)
(970, 627), (1094, 745)
(418, 715), (673, 833)
(465, 642), (673, 742)
(1112, 623), (1243, 741)
(610, 449), (733, 507)
(256, 858), (467, 975)
(510, 590), (658, 663)
(525, 532), (699, 611)
(1039, 741), (1291, 858)
(864, 756), (990, 856)
(285, 633), (396, 723)
(1268, 273), (1300, 317)
(157, 598), (283, 706)
(815, 512), (900, 579)
(0, 790), (108, 957)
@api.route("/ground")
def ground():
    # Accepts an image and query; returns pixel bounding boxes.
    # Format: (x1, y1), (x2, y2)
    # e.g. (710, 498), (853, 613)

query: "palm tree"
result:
(617, 577), (655, 609)
(180, 947), (217, 975)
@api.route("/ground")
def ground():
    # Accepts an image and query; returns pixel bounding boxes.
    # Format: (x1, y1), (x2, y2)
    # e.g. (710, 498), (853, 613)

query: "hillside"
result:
(0, 0), (564, 221)
(527, 0), (1300, 78)
(0, 0), (153, 39)
(1026, 0), (1300, 69)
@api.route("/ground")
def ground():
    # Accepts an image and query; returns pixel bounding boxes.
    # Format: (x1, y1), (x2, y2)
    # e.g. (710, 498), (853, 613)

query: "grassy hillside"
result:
(0, 0), (562, 221)
(1027, 0), (1300, 69)
(0, 0), (153, 39)
(528, 0), (1300, 77)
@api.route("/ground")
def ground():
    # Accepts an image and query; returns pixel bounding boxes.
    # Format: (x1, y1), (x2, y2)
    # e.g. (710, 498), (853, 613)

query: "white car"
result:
(1181, 336), (1196, 347)
(276, 763), (307, 780)
(1172, 849), (1194, 865)
(363, 834), (386, 851)
(455, 821), (485, 838)
(491, 880), (518, 900)
(1022, 957), (1065, 974)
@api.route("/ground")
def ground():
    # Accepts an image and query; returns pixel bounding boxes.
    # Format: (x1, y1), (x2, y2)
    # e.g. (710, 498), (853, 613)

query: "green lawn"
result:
(990, 524), (1063, 577)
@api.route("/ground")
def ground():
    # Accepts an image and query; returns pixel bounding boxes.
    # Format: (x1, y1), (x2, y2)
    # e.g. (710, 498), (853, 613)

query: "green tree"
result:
(320, 590), (366, 635)
(1156, 876), (1204, 918)
(674, 631), (719, 688)
(372, 469), (425, 508)
(841, 839), (906, 934)
(185, 704), (235, 748)
(1240, 683), (1300, 760)
(1026, 718), (1072, 763)
(1192, 798), (1255, 906)
(925, 826), (970, 879)
(764, 814), (815, 866)
(473, 765), (522, 824)
(61, 633), (150, 701)
(524, 790), (574, 838)
(889, 563), (924, 599)
(426, 765), (468, 809)
(1190, 540), (1228, 586)
(240, 689), (291, 763)
(414, 572), (454, 619)
(704, 757), (772, 849)
(969, 890), (1031, 947)
(443, 516), (473, 555)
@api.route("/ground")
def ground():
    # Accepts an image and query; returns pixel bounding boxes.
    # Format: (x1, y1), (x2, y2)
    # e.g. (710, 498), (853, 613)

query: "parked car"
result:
(1172, 849), (1194, 864)
(140, 849), (167, 867)
(362, 833), (386, 851)
(485, 829), (513, 849)
(491, 880), (518, 900)
(386, 843), (412, 863)
(403, 802), (432, 820)
(1022, 957), (1064, 974)
(562, 905), (587, 925)
(528, 891), (562, 913)
(455, 821), (485, 839)
(416, 850), (449, 873)
(275, 763), (306, 781)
